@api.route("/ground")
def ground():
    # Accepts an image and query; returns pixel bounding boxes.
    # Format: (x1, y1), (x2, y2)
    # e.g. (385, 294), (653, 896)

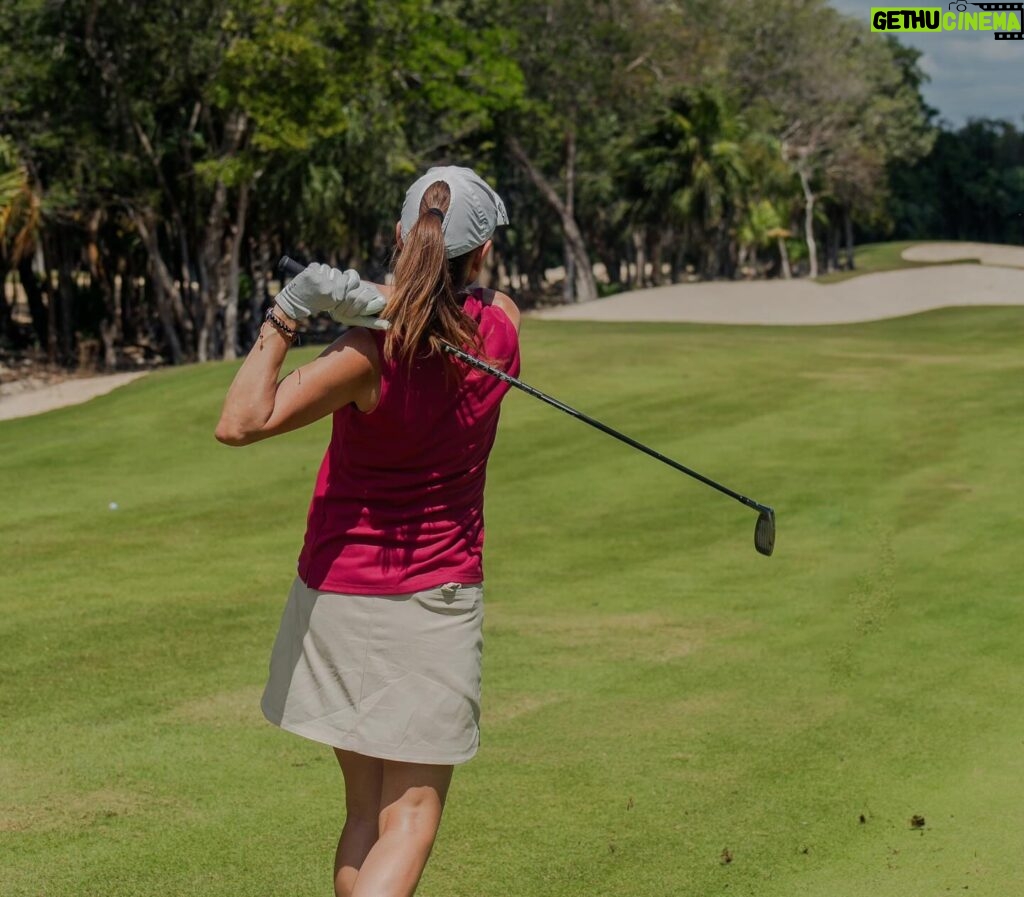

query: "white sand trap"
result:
(902, 241), (1024, 268)
(0, 372), (147, 422)
(531, 263), (1024, 326)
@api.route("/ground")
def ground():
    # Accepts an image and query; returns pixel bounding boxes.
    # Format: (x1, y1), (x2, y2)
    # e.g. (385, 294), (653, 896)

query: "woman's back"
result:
(298, 290), (520, 594)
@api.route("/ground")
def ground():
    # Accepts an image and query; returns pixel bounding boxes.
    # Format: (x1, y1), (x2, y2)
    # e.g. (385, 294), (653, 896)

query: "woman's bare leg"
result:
(350, 759), (454, 897)
(334, 749), (385, 897)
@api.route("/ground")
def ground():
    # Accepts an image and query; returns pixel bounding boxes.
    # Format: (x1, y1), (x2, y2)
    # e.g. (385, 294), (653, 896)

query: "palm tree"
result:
(0, 137), (44, 346)
(620, 88), (749, 281)
(0, 138), (40, 264)
(735, 135), (798, 278)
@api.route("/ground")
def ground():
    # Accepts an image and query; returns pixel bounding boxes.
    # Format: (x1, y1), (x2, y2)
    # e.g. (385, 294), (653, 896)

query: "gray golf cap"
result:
(400, 166), (509, 259)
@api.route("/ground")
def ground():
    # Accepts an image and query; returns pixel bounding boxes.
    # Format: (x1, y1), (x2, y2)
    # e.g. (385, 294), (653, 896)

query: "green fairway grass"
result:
(815, 240), (981, 284)
(2, 308), (1023, 896)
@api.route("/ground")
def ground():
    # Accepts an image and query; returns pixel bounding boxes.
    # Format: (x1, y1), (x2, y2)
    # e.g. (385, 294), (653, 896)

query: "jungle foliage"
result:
(2, 0), (1009, 369)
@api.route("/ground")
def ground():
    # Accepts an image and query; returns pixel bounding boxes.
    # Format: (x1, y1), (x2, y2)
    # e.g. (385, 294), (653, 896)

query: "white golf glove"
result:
(275, 263), (389, 330)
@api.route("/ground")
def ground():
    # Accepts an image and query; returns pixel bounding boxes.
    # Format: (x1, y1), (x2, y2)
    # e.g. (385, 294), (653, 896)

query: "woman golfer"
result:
(216, 166), (520, 897)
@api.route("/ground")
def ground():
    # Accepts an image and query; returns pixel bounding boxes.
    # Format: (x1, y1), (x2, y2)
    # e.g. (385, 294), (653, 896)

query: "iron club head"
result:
(755, 507), (776, 557)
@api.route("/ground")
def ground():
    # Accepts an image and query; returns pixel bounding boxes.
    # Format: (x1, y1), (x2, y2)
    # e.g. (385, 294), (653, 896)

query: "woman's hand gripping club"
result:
(275, 262), (390, 330)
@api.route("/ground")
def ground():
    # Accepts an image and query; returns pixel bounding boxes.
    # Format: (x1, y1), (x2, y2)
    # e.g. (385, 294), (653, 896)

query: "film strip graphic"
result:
(955, 1), (1024, 39)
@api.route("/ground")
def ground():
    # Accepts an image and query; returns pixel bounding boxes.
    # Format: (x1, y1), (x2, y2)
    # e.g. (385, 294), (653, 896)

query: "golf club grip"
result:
(279, 256), (305, 278)
(276, 256), (770, 515)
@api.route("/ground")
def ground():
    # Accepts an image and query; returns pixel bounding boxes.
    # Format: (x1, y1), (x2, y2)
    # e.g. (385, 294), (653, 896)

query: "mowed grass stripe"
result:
(1, 307), (1022, 896)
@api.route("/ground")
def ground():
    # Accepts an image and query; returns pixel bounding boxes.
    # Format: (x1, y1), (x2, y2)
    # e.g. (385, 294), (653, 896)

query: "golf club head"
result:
(754, 507), (775, 557)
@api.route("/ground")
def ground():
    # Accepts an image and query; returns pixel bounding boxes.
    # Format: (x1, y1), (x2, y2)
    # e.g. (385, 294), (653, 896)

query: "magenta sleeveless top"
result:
(296, 291), (520, 595)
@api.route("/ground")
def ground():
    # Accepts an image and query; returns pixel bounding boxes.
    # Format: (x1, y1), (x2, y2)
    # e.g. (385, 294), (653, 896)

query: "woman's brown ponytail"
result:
(384, 180), (481, 374)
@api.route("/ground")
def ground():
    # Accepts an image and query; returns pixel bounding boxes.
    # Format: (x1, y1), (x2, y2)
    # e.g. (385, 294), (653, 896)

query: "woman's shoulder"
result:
(465, 286), (521, 333)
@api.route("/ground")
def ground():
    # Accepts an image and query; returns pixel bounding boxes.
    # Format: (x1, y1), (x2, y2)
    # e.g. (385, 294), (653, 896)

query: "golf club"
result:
(278, 256), (776, 556)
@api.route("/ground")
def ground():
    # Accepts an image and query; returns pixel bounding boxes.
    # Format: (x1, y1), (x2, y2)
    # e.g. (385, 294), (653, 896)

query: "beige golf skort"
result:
(260, 576), (484, 765)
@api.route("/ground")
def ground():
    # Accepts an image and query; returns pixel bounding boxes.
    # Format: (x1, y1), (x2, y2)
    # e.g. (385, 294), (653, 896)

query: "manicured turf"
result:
(2, 307), (1023, 896)
(815, 240), (980, 284)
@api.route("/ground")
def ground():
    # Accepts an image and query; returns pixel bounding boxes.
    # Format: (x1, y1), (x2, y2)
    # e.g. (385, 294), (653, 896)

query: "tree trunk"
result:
(130, 208), (185, 365)
(843, 207), (855, 270)
(650, 231), (665, 286)
(563, 130), (576, 302)
(598, 247), (621, 286)
(563, 243), (576, 300)
(0, 264), (10, 343)
(56, 234), (76, 366)
(46, 274), (58, 363)
(197, 109), (248, 362)
(35, 243), (59, 364)
(250, 230), (271, 344)
(722, 222), (737, 279)
(777, 236), (792, 280)
(632, 229), (647, 288)
(86, 209), (120, 370)
(126, 103), (198, 330)
(102, 259), (124, 370)
(0, 264), (29, 348)
(670, 245), (682, 284)
(120, 257), (139, 345)
(508, 136), (598, 304)
(526, 251), (543, 294)
(198, 177), (228, 363)
(495, 253), (510, 293)
(797, 162), (818, 278)
(222, 181), (249, 361)
(507, 258), (522, 293)
(700, 237), (717, 281)
(17, 256), (49, 348)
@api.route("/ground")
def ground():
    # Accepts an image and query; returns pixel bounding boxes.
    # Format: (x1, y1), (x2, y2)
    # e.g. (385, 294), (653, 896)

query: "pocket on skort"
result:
(414, 582), (484, 615)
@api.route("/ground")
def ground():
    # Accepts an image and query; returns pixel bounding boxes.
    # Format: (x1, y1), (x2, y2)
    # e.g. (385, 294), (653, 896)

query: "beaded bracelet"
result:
(258, 306), (299, 346)
(266, 307), (297, 337)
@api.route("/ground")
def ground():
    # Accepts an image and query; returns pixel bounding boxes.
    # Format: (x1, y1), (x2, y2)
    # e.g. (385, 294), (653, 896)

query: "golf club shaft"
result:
(277, 255), (769, 515)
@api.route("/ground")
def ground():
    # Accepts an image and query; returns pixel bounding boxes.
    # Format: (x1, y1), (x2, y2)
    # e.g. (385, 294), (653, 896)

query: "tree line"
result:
(0, 0), (1011, 371)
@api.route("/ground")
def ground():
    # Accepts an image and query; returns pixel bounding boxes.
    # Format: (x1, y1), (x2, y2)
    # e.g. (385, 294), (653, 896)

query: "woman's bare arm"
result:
(215, 317), (378, 446)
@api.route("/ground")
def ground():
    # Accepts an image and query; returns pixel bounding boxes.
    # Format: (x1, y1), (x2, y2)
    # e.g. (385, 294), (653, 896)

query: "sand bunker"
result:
(532, 263), (1024, 326)
(902, 241), (1024, 268)
(0, 372), (147, 423)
